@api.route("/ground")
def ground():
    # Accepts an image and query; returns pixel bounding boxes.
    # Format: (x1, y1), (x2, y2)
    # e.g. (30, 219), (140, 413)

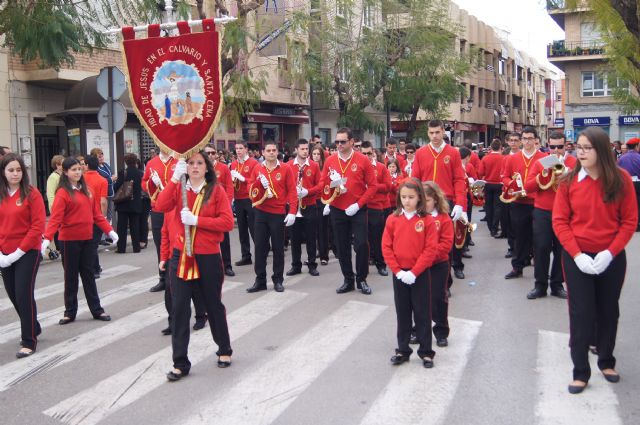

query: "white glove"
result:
(108, 230), (119, 245)
(172, 159), (187, 182)
(231, 170), (245, 182)
(329, 178), (346, 189)
(298, 188), (309, 198)
(574, 253), (598, 275)
(180, 208), (198, 226)
(40, 239), (50, 256)
(401, 271), (416, 285)
(0, 254), (10, 268)
(451, 205), (464, 221)
(592, 250), (613, 274)
(151, 173), (162, 186)
(283, 213), (296, 227)
(259, 174), (269, 189)
(345, 203), (360, 216)
(396, 270), (407, 281)
(323, 204), (330, 216)
(6, 248), (25, 265)
(329, 169), (342, 182)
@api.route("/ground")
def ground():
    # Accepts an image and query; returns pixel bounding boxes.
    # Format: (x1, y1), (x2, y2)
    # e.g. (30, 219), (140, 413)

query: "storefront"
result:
(619, 115), (640, 143)
(241, 105), (308, 152)
(573, 116), (610, 137)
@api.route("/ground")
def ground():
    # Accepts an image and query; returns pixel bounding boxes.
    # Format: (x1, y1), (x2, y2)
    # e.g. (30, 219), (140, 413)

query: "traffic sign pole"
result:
(107, 67), (116, 173)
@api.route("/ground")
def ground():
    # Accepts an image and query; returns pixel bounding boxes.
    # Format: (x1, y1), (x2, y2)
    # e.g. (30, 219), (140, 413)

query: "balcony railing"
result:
(547, 40), (605, 58)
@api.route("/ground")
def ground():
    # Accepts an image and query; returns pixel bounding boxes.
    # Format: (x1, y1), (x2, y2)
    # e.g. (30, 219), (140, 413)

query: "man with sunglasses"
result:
(404, 143), (416, 177)
(321, 128), (377, 294)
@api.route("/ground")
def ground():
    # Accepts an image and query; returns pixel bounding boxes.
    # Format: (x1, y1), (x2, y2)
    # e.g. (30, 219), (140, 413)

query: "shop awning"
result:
(247, 112), (309, 125)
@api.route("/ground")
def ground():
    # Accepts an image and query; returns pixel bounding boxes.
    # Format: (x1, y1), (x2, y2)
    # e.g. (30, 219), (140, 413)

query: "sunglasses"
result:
(548, 145), (564, 150)
(406, 151), (415, 154)
(335, 140), (349, 145)
(205, 151), (216, 155)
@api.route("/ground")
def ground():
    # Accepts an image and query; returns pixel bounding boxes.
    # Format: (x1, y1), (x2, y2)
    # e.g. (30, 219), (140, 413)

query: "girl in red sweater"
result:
(155, 151), (234, 381)
(43, 157), (117, 326)
(0, 154), (45, 358)
(386, 158), (403, 217)
(382, 178), (438, 368)
(552, 127), (637, 394)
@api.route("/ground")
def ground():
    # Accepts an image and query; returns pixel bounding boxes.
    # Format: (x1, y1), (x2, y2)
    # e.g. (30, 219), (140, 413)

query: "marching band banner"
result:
(121, 19), (223, 157)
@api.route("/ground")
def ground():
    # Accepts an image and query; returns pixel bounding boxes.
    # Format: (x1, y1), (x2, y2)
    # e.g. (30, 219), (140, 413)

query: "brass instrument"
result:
(250, 173), (274, 207)
(296, 166), (306, 217)
(232, 165), (242, 191)
(537, 160), (567, 191)
(321, 168), (347, 205)
(454, 212), (478, 249)
(499, 172), (527, 203)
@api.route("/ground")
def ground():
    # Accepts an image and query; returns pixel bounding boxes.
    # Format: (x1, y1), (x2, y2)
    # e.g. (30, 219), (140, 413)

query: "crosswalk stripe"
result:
(359, 317), (482, 425)
(0, 265), (140, 312)
(44, 289), (309, 425)
(177, 300), (387, 425)
(535, 330), (623, 425)
(0, 281), (243, 392)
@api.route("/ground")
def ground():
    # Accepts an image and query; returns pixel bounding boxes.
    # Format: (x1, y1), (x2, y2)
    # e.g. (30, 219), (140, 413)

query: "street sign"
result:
(98, 101), (127, 133)
(564, 129), (574, 141)
(97, 67), (127, 100)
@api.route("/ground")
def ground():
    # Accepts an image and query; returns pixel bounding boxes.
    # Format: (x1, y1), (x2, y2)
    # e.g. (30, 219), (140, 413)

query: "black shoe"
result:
(527, 288), (547, 299)
(357, 280), (372, 295)
(409, 333), (418, 345)
(436, 338), (448, 347)
(93, 314), (111, 322)
(48, 250), (60, 260)
(16, 348), (35, 359)
(568, 381), (587, 394)
(166, 369), (188, 382)
(149, 282), (165, 292)
(504, 249), (513, 258)
(235, 258), (252, 266)
(309, 268), (319, 276)
(490, 231), (499, 238)
(390, 354), (410, 365)
(336, 281), (355, 294)
(551, 288), (568, 299)
(224, 267), (235, 277)
(454, 269), (465, 279)
(602, 371), (620, 383)
(217, 357), (232, 368)
(193, 317), (207, 330)
(468, 240), (475, 246)
(495, 233), (507, 239)
(247, 282), (267, 293)
(461, 252), (472, 259)
(161, 327), (172, 336)
(422, 357), (434, 368)
(286, 268), (302, 276)
(94, 273), (101, 279)
(274, 282), (284, 292)
(58, 317), (75, 325)
(369, 258), (375, 266)
(320, 259), (328, 266)
(377, 267), (389, 277)
(505, 269), (522, 279)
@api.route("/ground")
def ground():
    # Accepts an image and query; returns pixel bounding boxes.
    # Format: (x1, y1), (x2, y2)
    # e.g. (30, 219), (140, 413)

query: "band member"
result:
(404, 143), (416, 177)
(42, 157), (118, 325)
(501, 133), (522, 257)
(287, 139), (322, 277)
(387, 158), (403, 217)
(382, 179), (438, 368)
(459, 147), (477, 254)
(398, 138), (408, 158)
(142, 148), (176, 292)
(83, 155), (108, 278)
(321, 127), (377, 294)
(524, 132), (576, 299)
(362, 141), (391, 276)
(502, 127), (547, 279)
(383, 138), (406, 171)
(479, 139), (504, 237)
(552, 127), (637, 394)
(230, 141), (260, 266)
(312, 145), (332, 265)
(411, 120), (467, 280)
(205, 145), (235, 277)
(0, 154), (45, 358)
(246, 142), (298, 293)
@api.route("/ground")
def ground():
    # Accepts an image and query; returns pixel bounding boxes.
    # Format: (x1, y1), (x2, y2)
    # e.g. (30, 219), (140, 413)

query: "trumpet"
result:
(500, 172), (527, 203)
(537, 161), (567, 190)
(454, 212), (477, 249)
(150, 169), (164, 191)
(296, 168), (306, 217)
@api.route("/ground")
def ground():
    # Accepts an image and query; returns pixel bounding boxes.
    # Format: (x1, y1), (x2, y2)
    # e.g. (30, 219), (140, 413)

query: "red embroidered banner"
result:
(122, 20), (222, 156)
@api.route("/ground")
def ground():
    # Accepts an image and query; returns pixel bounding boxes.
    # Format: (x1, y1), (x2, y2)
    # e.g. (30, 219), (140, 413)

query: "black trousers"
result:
(394, 271), (434, 359)
(254, 209), (285, 285)
(1, 250), (40, 350)
(164, 259), (207, 326)
(484, 183), (502, 234)
(170, 250), (232, 373)
(151, 211), (166, 284)
(367, 208), (386, 269)
(220, 232), (232, 269)
(509, 202), (533, 271)
(291, 204), (318, 269)
(316, 200), (330, 261)
(447, 200), (463, 273)
(235, 198), (255, 261)
(563, 250), (626, 382)
(532, 208), (563, 292)
(330, 206), (369, 283)
(92, 225), (102, 274)
(501, 202), (514, 250)
(430, 261), (450, 340)
(139, 197), (151, 245)
(116, 211), (141, 253)
(61, 240), (105, 319)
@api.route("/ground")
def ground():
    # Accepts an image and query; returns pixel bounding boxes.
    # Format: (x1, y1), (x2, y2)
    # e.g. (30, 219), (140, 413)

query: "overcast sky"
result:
(452, 0), (565, 69)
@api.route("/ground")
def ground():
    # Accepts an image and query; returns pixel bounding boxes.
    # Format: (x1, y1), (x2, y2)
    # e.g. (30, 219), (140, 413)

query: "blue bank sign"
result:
(619, 116), (640, 126)
(573, 117), (610, 127)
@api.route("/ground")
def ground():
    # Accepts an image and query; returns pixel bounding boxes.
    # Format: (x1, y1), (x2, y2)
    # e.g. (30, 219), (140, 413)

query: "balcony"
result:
(547, 40), (605, 63)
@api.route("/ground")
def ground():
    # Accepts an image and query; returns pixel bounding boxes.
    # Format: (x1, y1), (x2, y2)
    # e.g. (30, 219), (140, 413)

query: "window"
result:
(459, 39), (466, 56)
(339, 55), (351, 82)
(581, 22), (601, 43)
(581, 71), (624, 97)
(498, 58), (505, 75)
(556, 93), (562, 102)
(362, 3), (374, 28)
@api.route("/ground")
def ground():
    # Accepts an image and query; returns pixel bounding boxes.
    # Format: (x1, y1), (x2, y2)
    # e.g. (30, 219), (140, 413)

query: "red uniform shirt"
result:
(155, 180), (234, 255)
(465, 162), (478, 180)
(387, 173), (405, 209)
(142, 155), (176, 210)
(230, 156), (260, 200)
(321, 151), (377, 211)
(250, 161), (298, 215)
(83, 170), (108, 212)
(160, 211), (175, 262)
(368, 161), (392, 210)
(524, 155), (577, 211)
(412, 144), (467, 207)
(288, 158), (323, 207)
(0, 187), (46, 253)
(382, 213), (438, 276)
(478, 151), (504, 184)
(501, 150), (548, 205)
(470, 151), (481, 171)
(214, 161), (234, 203)
(432, 212), (454, 264)
(44, 187), (112, 241)
(553, 169), (637, 258)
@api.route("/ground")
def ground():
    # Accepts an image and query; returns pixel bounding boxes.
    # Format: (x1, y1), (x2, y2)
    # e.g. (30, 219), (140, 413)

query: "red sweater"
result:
(387, 174), (405, 209)
(382, 213), (438, 276)
(465, 162), (478, 180)
(368, 161), (392, 210)
(479, 152), (503, 184)
(432, 212), (454, 264)
(142, 155), (176, 210)
(501, 150), (547, 205)
(84, 170), (108, 211)
(553, 169), (637, 257)
(288, 159), (323, 207)
(230, 157), (260, 200)
(0, 187), (46, 253)
(321, 151), (377, 210)
(412, 144), (467, 207)
(155, 180), (234, 254)
(470, 151), (481, 172)
(160, 212), (174, 262)
(214, 161), (234, 202)
(524, 155), (577, 211)
(44, 188), (112, 241)
(249, 161), (298, 215)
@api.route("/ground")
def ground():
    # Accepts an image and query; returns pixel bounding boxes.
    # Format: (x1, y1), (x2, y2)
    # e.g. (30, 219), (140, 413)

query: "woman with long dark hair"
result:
(42, 157), (119, 325)
(0, 153), (46, 358)
(553, 126), (638, 394)
(155, 151), (234, 381)
(114, 153), (143, 253)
